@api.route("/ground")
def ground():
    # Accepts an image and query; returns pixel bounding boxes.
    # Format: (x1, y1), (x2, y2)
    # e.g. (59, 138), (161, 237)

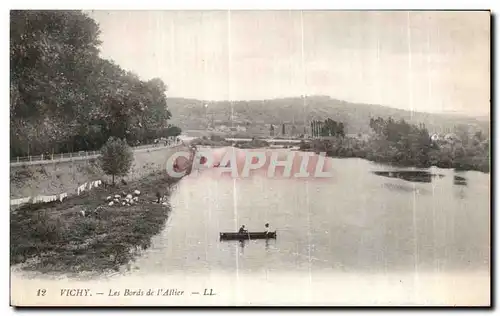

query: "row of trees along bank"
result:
(10, 10), (181, 158)
(300, 116), (490, 173)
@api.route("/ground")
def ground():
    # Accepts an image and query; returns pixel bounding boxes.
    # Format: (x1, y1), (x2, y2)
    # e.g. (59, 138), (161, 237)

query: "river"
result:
(11, 151), (490, 305)
(130, 154), (490, 276)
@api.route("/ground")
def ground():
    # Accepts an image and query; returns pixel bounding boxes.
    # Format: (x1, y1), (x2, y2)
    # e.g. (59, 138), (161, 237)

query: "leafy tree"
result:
(165, 125), (182, 137)
(99, 137), (134, 185)
(10, 10), (175, 157)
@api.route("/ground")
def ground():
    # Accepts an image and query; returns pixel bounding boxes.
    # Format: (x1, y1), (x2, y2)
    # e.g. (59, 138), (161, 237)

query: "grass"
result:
(10, 171), (183, 274)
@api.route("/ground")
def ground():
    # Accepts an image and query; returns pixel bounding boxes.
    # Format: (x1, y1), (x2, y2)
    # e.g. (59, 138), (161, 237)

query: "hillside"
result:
(166, 96), (490, 136)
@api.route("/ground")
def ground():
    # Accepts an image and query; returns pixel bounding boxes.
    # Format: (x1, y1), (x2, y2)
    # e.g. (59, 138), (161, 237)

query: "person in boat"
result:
(238, 225), (247, 234)
(265, 223), (270, 234)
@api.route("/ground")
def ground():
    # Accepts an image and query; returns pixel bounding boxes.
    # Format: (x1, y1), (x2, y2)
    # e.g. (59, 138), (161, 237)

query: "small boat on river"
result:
(219, 231), (277, 240)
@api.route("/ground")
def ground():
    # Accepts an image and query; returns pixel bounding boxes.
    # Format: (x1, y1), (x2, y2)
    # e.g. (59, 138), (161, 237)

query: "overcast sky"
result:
(87, 10), (490, 116)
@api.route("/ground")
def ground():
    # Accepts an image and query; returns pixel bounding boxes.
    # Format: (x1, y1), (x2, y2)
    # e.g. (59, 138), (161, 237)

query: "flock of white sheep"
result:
(79, 189), (171, 217)
(106, 190), (142, 206)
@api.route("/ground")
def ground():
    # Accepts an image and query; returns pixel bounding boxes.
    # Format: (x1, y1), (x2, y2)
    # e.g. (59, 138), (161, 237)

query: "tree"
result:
(321, 118), (345, 137)
(10, 11), (174, 157)
(338, 122), (345, 137)
(165, 125), (182, 137)
(99, 137), (134, 185)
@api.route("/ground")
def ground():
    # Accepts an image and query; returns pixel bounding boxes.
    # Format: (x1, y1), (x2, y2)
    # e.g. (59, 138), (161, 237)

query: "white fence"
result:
(11, 150), (102, 163)
(10, 180), (102, 208)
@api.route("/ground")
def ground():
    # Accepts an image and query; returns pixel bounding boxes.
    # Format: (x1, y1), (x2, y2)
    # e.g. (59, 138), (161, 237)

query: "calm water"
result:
(129, 153), (490, 276)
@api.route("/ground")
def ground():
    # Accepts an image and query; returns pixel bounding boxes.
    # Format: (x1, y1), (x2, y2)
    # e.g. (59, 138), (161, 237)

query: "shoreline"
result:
(193, 144), (488, 174)
(297, 149), (490, 174)
(10, 150), (194, 277)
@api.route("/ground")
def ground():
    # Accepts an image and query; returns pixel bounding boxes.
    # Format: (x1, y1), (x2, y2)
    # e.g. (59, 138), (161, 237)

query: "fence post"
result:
(51, 153), (54, 160)
(29, 156), (31, 162)
(41, 154), (43, 160)
(17, 157), (19, 163)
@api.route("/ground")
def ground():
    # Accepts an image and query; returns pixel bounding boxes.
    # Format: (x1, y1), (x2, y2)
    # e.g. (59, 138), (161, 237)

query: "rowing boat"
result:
(219, 231), (277, 240)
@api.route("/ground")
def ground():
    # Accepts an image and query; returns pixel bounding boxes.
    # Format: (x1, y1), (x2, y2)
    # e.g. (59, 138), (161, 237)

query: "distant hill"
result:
(166, 96), (490, 136)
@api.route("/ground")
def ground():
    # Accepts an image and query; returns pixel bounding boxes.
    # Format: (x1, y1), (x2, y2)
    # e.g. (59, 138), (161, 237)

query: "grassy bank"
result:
(10, 171), (184, 275)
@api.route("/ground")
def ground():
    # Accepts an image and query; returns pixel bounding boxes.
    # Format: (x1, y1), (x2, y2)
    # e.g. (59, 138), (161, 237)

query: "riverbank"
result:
(10, 144), (195, 276)
(10, 171), (186, 276)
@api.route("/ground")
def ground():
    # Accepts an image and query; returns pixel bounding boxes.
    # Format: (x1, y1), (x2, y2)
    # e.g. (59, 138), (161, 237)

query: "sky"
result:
(87, 10), (490, 116)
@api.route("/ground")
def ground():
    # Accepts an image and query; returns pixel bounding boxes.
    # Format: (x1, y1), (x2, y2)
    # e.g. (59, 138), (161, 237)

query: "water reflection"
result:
(454, 175), (468, 186)
(373, 170), (443, 183)
(383, 183), (424, 194)
(455, 188), (467, 199)
(127, 156), (489, 276)
(224, 238), (273, 254)
(239, 240), (246, 254)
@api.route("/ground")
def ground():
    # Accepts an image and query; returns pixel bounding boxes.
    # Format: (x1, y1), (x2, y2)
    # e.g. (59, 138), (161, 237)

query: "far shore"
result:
(187, 139), (488, 174)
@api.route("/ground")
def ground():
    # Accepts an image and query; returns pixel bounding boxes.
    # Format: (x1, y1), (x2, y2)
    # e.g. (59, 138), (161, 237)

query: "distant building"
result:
(236, 125), (247, 132)
(348, 133), (370, 142)
(444, 133), (461, 143)
(215, 125), (230, 132)
(430, 133), (440, 141)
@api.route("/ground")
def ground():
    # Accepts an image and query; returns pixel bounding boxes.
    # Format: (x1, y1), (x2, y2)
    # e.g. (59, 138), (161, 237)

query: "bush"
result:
(99, 137), (134, 185)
